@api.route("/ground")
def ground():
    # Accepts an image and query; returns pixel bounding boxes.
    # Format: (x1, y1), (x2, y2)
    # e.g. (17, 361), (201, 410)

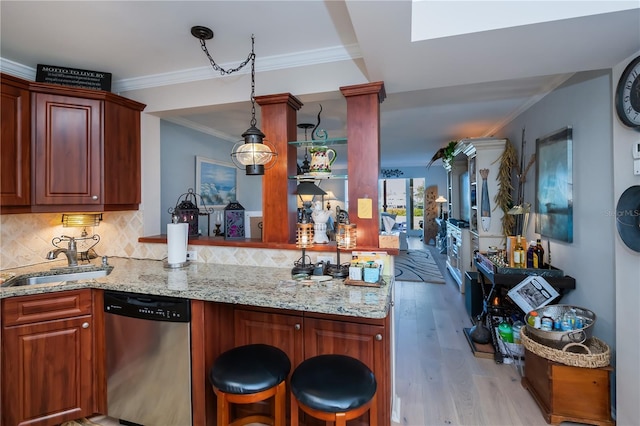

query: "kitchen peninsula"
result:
(1, 258), (394, 426)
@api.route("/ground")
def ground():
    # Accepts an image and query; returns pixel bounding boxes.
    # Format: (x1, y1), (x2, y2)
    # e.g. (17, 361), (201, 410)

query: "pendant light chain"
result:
(249, 35), (257, 127)
(197, 35), (254, 75)
(198, 34), (257, 127)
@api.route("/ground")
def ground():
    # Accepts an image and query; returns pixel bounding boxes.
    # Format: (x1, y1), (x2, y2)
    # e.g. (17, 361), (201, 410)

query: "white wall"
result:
(611, 52), (640, 425)
(499, 63), (640, 421)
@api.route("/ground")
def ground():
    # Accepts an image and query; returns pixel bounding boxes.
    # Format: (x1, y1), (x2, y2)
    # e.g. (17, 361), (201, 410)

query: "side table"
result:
(521, 349), (614, 425)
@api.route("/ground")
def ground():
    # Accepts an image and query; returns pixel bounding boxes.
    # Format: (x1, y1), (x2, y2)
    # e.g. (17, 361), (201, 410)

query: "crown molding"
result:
(113, 43), (362, 93)
(0, 58), (36, 80)
(1, 43), (362, 94)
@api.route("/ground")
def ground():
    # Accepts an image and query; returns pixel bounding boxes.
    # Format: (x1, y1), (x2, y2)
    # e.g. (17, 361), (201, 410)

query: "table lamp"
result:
(296, 181), (326, 222)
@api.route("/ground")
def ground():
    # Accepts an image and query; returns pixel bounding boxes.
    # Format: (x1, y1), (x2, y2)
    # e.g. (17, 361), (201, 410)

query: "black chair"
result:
(290, 354), (377, 426)
(209, 344), (290, 426)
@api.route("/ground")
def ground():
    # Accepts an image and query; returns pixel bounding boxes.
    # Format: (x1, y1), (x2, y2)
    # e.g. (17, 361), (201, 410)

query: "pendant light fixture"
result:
(191, 26), (277, 176)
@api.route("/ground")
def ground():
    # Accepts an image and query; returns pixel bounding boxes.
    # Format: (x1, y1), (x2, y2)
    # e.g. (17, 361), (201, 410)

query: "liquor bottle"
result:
(526, 240), (536, 268)
(534, 238), (545, 268)
(513, 236), (525, 268)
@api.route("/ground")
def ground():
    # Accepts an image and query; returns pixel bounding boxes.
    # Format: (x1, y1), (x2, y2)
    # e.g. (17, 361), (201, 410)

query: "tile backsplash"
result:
(1, 211), (300, 270)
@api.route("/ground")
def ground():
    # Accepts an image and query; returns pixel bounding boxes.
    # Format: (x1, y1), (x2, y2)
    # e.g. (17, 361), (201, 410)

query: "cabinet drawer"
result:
(2, 289), (92, 326)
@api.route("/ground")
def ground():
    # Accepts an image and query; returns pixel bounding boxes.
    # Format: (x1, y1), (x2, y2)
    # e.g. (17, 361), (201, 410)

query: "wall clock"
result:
(615, 55), (640, 129)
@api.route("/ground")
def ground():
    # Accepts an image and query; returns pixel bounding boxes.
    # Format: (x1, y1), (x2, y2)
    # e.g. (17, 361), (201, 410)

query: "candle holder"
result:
(328, 223), (356, 278)
(292, 222), (315, 276)
(213, 210), (224, 237)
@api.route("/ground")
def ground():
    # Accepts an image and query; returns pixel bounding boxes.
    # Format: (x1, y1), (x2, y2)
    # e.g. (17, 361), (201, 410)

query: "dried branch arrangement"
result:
(494, 139), (517, 236)
(494, 128), (537, 238)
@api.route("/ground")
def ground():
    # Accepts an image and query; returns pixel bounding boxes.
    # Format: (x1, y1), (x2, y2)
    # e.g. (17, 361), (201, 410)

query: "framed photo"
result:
(507, 275), (560, 313)
(196, 156), (237, 208)
(535, 126), (573, 243)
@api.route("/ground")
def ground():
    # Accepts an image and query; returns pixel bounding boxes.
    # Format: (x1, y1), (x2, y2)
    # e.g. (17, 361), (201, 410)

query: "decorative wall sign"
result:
(196, 156), (237, 208)
(36, 64), (112, 91)
(535, 126), (573, 242)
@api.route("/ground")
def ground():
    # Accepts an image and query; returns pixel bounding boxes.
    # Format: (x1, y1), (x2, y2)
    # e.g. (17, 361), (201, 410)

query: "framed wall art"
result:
(196, 156), (237, 208)
(535, 126), (573, 243)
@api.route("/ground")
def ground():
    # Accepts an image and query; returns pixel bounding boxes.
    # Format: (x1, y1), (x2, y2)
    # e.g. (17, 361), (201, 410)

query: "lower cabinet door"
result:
(303, 317), (388, 426)
(2, 315), (94, 426)
(233, 309), (304, 368)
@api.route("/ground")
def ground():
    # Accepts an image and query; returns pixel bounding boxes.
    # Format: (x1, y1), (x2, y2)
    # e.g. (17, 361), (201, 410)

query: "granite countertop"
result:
(0, 257), (393, 319)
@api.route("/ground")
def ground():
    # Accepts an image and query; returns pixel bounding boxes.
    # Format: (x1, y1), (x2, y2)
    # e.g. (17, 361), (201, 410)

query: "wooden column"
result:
(255, 93), (303, 244)
(340, 82), (386, 249)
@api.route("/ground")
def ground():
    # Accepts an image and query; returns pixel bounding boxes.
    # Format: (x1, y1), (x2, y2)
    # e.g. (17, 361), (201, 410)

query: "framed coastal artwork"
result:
(195, 156), (237, 209)
(535, 126), (573, 243)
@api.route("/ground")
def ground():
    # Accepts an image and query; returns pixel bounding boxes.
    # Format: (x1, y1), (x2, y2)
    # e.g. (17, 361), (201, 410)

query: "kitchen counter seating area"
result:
(0, 258), (394, 426)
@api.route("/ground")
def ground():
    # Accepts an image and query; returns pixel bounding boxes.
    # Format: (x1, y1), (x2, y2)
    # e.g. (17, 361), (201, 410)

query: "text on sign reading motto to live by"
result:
(36, 64), (112, 91)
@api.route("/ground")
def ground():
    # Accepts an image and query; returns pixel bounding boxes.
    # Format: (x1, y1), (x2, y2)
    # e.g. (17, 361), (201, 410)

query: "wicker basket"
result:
(520, 327), (610, 368)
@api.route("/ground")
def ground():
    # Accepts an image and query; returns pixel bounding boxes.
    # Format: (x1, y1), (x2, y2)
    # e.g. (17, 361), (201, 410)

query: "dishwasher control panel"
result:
(104, 291), (191, 322)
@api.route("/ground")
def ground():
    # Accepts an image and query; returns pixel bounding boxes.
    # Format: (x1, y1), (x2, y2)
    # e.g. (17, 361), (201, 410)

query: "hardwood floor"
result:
(391, 237), (553, 426)
(90, 238), (558, 425)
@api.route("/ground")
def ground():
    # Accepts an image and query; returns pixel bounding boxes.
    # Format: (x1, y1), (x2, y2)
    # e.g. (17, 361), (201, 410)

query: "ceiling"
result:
(1, 1), (639, 169)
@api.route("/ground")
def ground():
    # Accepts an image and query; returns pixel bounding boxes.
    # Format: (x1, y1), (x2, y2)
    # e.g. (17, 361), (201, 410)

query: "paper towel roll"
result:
(167, 223), (188, 265)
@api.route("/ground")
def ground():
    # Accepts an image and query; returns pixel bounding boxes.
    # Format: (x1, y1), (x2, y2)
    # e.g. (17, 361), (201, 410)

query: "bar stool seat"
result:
(290, 354), (377, 426)
(209, 343), (290, 426)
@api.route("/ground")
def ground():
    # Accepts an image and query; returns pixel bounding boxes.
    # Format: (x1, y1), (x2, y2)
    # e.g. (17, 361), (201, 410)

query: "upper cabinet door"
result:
(0, 78), (31, 208)
(33, 93), (103, 206)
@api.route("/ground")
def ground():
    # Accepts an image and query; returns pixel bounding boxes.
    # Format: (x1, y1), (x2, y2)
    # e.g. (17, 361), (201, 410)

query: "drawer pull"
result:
(294, 323), (301, 330)
(92, 195), (99, 200)
(82, 322), (90, 329)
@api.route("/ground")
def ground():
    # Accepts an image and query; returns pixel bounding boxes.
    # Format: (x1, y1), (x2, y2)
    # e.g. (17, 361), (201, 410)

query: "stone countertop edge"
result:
(0, 257), (393, 319)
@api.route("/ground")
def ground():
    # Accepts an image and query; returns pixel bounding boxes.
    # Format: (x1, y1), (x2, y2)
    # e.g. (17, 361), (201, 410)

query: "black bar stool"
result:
(209, 344), (291, 426)
(290, 354), (378, 426)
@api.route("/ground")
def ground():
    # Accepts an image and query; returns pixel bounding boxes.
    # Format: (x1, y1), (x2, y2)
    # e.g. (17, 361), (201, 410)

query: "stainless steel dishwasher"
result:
(104, 291), (192, 426)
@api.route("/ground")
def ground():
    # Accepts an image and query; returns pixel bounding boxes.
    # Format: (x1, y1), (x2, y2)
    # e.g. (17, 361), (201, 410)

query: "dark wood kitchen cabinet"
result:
(30, 83), (146, 212)
(0, 74), (31, 209)
(1, 289), (98, 426)
(304, 316), (390, 426)
(234, 308), (305, 368)
(0, 73), (146, 213)
(232, 307), (390, 426)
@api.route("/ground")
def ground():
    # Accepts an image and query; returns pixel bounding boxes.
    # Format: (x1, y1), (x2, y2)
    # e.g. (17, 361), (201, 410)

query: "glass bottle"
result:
(513, 236), (525, 268)
(526, 240), (536, 268)
(534, 238), (545, 268)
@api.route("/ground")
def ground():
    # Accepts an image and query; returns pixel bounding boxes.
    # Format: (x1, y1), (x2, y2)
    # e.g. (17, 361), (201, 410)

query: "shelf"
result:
(288, 137), (347, 147)
(289, 174), (347, 180)
(138, 235), (399, 255)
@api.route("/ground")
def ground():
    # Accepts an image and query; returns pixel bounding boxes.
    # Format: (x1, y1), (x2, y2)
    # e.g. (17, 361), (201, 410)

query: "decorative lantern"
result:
(168, 188), (213, 237)
(291, 222), (314, 276)
(224, 201), (246, 240)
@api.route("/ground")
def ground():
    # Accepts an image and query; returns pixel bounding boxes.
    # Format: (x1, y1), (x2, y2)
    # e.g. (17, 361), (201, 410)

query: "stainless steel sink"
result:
(1, 267), (113, 288)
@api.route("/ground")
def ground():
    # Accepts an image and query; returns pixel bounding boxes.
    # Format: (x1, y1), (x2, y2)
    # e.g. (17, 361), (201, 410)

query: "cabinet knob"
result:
(92, 195), (98, 200)
(82, 322), (90, 329)
(375, 334), (383, 341)
(294, 323), (301, 330)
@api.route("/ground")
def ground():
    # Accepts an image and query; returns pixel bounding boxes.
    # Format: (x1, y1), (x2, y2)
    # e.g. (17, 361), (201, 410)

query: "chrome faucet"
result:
(46, 236), (78, 267)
